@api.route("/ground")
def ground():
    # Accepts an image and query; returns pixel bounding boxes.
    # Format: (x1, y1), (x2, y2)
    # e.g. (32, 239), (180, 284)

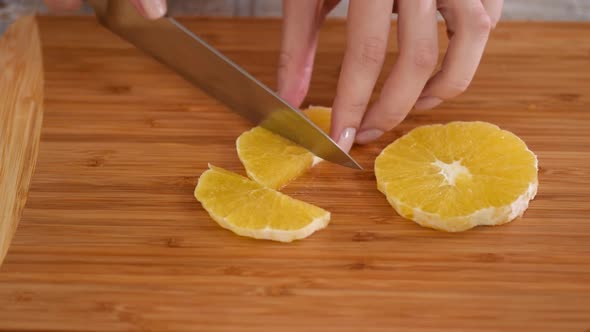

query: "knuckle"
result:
(409, 38), (438, 72)
(356, 37), (387, 67)
(278, 51), (292, 70)
(335, 100), (369, 121)
(489, 15), (500, 29)
(347, 101), (369, 114)
(333, 99), (368, 128)
(469, 9), (492, 36)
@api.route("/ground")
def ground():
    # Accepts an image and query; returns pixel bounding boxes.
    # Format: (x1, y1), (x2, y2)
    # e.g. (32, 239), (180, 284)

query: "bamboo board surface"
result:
(0, 17), (589, 332)
(0, 17), (43, 267)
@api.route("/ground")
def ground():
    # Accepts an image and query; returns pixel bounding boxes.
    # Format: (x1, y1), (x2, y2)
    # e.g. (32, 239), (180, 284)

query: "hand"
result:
(43, 0), (167, 19)
(278, 0), (502, 152)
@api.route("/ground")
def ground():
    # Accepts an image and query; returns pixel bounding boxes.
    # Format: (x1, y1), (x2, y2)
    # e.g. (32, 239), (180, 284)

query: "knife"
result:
(87, 0), (362, 170)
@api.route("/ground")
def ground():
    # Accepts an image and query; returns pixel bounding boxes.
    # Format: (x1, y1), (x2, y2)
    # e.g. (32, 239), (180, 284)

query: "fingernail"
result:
(355, 129), (384, 144)
(141, 0), (166, 19)
(337, 128), (356, 153)
(415, 96), (442, 110)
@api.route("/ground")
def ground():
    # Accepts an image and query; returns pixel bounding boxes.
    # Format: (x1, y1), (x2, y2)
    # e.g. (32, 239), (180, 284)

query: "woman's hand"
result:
(43, 0), (167, 19)
(278, 0), (503, 152)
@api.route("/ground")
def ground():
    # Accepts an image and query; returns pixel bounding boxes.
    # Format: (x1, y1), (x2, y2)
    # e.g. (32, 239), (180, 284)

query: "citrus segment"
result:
(236, 106), (332, 189)
(195, 165), (330, 242)
(303, 105), (331, 134)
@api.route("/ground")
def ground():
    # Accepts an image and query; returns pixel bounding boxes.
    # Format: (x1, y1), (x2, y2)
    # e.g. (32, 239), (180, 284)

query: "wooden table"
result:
(1, 17), (589, 332)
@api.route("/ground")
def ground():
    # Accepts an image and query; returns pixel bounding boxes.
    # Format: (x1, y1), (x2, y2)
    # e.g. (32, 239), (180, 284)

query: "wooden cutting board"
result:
(0, 17), (43, 269)
(0, 16), (589, 332)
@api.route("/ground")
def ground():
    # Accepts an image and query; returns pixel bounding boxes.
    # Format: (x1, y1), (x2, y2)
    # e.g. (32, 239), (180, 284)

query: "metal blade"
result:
(88, 0), (362, 170)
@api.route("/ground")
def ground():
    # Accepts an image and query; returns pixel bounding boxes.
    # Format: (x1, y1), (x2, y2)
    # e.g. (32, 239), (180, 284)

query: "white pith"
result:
(432, 159), (471, 186)
(380, 180), (538, 232)
(207, 210), (330, 243)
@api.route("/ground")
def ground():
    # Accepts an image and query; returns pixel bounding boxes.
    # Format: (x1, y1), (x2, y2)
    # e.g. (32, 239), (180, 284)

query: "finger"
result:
(278, 0), (336, 108)
(44, 0), (82, 12)
(415, 0), (491, 110)
(356, 0), (438, 143)
(330, 0), (394, 151)
(481, 0), (503, 28)
(129, 0), (167, 20)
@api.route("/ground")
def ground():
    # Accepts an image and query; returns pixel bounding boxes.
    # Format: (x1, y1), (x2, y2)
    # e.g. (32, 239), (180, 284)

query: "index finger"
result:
(330, 0), (394, 152)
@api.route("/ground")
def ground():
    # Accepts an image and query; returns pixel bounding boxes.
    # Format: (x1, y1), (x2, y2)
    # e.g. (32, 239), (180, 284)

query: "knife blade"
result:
(87, 0), (362, 170)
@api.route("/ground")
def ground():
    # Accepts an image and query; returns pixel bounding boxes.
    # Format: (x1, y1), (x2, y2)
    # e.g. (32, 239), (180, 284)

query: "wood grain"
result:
(0, 17), (43, 266)
(0, 17), (589, 331)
